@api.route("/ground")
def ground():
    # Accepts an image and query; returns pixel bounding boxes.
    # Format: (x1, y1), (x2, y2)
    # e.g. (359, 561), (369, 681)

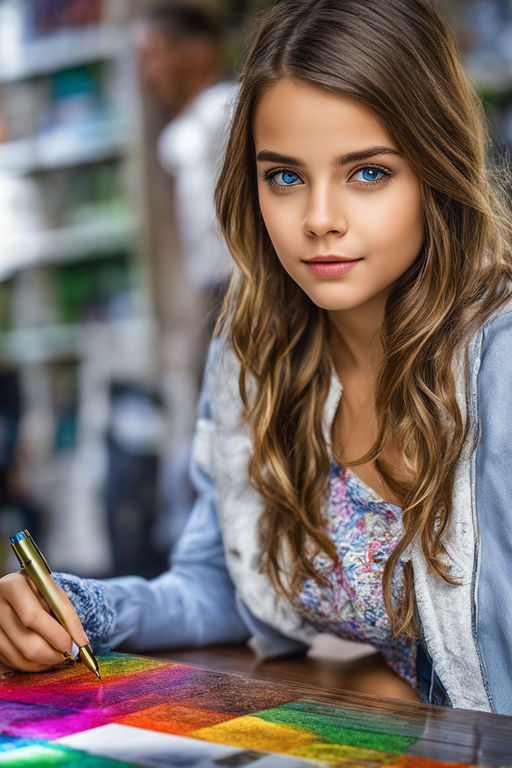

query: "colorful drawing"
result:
(0, 653), (295, 741)
(0, 653), (505, 767)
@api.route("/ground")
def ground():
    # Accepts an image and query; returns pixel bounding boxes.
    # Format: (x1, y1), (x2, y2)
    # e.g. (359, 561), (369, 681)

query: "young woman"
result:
(1, 0), (511, 714)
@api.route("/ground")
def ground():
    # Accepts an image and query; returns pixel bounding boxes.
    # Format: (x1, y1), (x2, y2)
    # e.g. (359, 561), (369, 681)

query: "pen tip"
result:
(78, 644), (102, 682)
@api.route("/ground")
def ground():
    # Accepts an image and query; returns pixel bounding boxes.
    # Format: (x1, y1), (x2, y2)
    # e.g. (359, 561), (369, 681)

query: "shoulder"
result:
(470, 298), (512, 444)
(157, 115), (207, 172)
(194, 81), (238, 122)
(206, 336), (240, 385)
(480, 298), (512, 346)
(157, 83), (237, 172)
(476, 297), (512, 381)
(192, 337), (247, 490)
(203, 337), (247, 432)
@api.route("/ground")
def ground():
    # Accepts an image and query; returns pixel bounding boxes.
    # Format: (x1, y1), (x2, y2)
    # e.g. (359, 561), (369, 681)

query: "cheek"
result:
(258, 189), (273, 236)
(398, 195), (424, 256)
(364, 189), (424, 256)
(259, 192), (296, 254)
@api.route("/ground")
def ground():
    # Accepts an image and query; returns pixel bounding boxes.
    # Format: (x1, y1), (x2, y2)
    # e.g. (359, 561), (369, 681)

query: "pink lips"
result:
(303, 255), (362, 277)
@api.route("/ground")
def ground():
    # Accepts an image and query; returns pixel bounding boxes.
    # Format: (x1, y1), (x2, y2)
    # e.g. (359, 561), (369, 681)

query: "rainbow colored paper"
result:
(0, 652), (503, 767)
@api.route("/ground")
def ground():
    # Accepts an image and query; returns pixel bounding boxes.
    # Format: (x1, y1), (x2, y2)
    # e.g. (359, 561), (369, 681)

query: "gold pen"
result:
(10, 529), (101, 680)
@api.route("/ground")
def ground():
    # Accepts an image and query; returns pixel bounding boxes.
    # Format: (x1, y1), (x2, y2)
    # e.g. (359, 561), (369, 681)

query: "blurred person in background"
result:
(136, 3), (236, 555)
(138, 2), (235, 336)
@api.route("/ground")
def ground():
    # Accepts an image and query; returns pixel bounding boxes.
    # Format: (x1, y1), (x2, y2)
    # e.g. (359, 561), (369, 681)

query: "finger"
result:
(0, 600), (68, 666)
(23, 572), (52, 614)
(54, 585), (89, 647)
(19, 572), (89, 646)
(0, 625), (59, 673)
(0, 573), (72, 653)
(0, 658), (13, 675)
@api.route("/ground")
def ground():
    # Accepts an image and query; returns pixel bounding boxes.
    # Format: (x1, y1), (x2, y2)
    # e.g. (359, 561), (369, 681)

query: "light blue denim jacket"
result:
(56, 305), (512, 715)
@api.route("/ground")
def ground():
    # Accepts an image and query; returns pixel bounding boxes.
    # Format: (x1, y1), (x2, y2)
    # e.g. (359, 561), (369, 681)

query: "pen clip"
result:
(23, 529), (52, 575)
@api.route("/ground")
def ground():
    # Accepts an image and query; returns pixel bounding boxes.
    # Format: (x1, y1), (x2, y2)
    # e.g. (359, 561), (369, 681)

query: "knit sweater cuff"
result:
(53, 572), (115, 650)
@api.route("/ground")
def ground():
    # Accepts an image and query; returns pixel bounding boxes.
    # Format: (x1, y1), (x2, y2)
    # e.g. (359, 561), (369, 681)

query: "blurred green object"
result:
(0, 282), (11, 333)
(54, 254), (134, 325)
(50, 65), (102, 103)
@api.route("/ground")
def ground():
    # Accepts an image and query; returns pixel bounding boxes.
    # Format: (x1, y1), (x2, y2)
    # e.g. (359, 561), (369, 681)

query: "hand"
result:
(0, 571), (88, 673)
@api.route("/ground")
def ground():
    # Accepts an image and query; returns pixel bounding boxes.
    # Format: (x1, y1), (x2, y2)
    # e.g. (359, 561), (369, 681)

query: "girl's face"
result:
(254, 78), (424, 318)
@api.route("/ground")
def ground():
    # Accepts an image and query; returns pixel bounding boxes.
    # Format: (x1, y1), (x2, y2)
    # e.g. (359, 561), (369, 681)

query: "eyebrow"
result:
(255, 146), (401, 166)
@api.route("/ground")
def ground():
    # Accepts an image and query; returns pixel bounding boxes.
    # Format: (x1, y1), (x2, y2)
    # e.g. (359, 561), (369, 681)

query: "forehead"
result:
(253, 78), (396, 157)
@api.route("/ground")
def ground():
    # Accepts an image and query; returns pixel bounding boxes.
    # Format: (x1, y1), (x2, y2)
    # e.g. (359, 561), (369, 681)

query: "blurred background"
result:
(0, 0), (508, 579)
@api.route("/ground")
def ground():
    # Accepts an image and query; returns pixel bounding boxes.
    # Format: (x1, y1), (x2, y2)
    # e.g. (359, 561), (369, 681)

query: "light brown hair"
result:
(215, 0), (512, 637)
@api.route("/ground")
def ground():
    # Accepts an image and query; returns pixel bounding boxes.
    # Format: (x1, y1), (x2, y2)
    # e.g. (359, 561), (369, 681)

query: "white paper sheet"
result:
(56, 723), (327, 767)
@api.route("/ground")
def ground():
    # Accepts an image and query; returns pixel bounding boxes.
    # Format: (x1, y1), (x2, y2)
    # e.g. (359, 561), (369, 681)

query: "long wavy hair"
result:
(215, 0), (512, 638)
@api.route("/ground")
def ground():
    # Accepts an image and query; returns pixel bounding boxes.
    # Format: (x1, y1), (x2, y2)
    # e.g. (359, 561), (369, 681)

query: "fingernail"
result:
(71, 642), (80, 657)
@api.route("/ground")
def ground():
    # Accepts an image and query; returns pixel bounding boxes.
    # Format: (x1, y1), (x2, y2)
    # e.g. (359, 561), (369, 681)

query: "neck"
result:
(327, 297), (386, 376)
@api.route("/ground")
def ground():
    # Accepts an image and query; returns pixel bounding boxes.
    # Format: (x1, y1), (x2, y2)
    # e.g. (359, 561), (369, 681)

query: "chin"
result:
(302, 289), (359, 312)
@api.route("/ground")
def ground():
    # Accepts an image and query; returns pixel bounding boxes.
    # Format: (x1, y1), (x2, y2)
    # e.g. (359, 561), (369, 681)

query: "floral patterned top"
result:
(298, 464), (416, 688)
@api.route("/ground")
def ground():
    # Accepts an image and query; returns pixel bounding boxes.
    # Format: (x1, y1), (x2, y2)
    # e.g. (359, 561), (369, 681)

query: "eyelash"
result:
(261, 164), (393, 192)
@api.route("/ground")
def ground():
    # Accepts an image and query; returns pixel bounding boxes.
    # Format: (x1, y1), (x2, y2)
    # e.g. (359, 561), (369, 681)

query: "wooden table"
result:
(150, 643), (512, 767)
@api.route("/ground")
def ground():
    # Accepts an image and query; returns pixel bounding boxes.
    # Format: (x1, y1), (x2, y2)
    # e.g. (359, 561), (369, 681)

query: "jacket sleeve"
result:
(473, 308), (512, 715)
(55, 341), (250, 652)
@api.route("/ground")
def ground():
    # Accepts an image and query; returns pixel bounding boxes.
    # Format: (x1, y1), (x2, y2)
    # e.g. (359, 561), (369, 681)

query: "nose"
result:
(302, 184), (347, 238)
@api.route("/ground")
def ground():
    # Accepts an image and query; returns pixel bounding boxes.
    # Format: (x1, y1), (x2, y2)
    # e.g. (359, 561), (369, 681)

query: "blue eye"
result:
(362, 168), (381, 181)
(282, 171), (299, 184)
(271, 170), (301, 186)
(351, 166), (389, 183)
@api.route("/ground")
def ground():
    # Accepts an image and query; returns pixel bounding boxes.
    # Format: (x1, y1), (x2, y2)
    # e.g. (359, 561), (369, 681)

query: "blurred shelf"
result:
(0, 317), (154, 364)
(0, 126), (130, 174)
(0, 27), (126, 82)
(0, 215), (138, 280)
